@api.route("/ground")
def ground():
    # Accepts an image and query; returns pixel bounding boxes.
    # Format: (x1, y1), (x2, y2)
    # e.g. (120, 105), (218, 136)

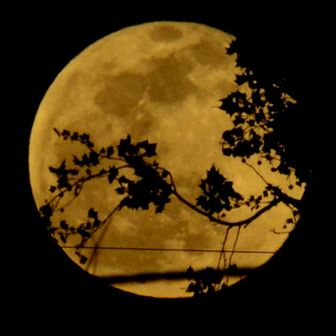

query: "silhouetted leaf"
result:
(58, 176), (71, 189)
(49, 160), (66, 176)
(88, 208), (98, 219)
(233, 115), (244, 126)
(118, 175), (131, 184)
(78, 133), (94, 148)
(155, 202), (167, 214)
(186, 267), (221, 296)
(69, 169), (79, 176)
(108, 166), (118, 184)
(223, 131), (235, 146)
(80, 133), (89, 142)
(73, 155), (82, 167)
(187, 266), (195, 279)
(88, 151), (99, 166)
(222, 148), (232, 156)
(117, 134), (132, 157)
(186, 282), (199, 294)
(77, 226), (91, 239)
(61, 129), (70, 139)
(92, 219), (101, 228)
(79, 255), (88, 264)
(70, 132), (79, 141)
(74, 184), (82, 197)
(196, 165), (243, 215)
(138, 140), (157, 157)
(219, 91), (249, 115)
(106, 146), (114, 157)
(115, 187), (126, 195)
(60, 220), (69, 230)
(196, 195), (207, 208)
(40, 204), (53, 218)
(74, 152), (98, 168)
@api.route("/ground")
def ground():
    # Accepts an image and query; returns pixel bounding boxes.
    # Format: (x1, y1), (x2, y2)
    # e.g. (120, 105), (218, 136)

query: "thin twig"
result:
(173, 189), (280, 228)
(47, 163), (131, 213)
(54, 183), (83, 211)
(228, 226), (241, 268)
(216, 227), (231, 289)
(242, 160), (269, 185)
(217, 227), (231, 271)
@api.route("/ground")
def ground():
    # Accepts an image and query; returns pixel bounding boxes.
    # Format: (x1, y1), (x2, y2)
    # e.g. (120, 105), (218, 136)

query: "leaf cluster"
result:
(115, 135), (173, 213)
(220, 40), (308, 183)
(196, 166), (243, 216)
(186, 266), (222, 297)
(47, 208), (101, 264)
(40, 132), (174, 264)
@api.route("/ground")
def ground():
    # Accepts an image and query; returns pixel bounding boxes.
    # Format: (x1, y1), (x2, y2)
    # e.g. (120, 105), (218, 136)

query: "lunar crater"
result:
(186, 38), (232, 67)
(149, 25), (183, 42)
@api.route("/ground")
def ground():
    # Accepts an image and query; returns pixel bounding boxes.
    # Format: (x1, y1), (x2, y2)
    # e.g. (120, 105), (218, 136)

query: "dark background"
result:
(8, 3), (330, 325)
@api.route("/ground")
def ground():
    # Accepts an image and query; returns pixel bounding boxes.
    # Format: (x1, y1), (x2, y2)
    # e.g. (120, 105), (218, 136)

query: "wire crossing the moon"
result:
(61, 245), (275, 254)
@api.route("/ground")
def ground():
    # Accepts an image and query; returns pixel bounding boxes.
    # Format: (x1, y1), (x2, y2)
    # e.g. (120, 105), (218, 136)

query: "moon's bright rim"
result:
(29, 22), (304, 298)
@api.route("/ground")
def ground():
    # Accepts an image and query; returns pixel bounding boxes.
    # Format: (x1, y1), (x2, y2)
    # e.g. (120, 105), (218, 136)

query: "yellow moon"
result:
(29, 21), (304, 298)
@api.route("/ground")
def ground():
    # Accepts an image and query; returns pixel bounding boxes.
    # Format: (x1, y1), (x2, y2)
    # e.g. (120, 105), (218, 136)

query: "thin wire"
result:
(61, 245), (275, 254)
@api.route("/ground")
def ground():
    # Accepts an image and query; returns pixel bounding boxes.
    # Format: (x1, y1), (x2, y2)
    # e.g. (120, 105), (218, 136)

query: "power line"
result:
(101, 268), (253, 283)
(61, 245), (275, 254)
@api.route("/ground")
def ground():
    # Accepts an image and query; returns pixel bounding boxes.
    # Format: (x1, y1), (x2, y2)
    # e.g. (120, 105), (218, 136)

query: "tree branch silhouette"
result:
(173, 188), (281, 228)
(38, 37), (309, 296)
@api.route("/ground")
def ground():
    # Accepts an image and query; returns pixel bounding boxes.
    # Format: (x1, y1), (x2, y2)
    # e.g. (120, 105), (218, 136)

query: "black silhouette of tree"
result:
(39, 38), (309, 297)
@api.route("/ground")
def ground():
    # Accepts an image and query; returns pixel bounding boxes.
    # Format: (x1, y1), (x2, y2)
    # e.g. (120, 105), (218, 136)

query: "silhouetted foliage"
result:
(196, 165), (243, 216)
(222, 39), (311, 184)
(39, 37), (309, 297)
(186, 266), (222, 296)
(114, 135), (173, 213)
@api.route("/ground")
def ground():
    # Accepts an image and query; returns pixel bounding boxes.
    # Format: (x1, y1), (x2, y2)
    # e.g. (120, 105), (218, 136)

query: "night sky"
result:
(9, 3), (330, 325)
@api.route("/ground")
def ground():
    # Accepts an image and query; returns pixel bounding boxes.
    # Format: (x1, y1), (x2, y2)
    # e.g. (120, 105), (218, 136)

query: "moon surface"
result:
(29, 22), (304, 298)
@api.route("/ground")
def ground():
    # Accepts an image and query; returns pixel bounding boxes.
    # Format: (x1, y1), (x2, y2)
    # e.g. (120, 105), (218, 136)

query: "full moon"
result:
(29, 22), (304, 298)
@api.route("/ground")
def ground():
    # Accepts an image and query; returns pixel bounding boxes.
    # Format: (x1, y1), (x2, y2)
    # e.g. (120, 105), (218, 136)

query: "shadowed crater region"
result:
(149, 25), (183, 42)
